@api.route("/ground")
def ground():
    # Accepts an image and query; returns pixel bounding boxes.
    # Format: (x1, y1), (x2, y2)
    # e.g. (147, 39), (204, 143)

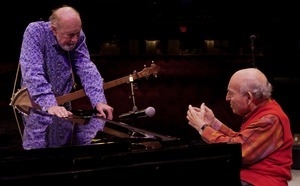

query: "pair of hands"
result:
(48, 102), (113, 120)
(186, 103), (215, 132)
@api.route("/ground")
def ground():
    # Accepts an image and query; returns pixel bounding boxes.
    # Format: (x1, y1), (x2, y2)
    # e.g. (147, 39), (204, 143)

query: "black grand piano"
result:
(0, 107), (242, 185)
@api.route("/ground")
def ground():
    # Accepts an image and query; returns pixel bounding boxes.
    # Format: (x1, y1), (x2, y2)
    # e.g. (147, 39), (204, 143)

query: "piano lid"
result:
(67, 111), (181, 150)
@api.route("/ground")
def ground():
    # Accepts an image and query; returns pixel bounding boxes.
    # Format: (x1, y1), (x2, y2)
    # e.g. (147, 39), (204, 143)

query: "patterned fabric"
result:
(202, 99), (293, 186)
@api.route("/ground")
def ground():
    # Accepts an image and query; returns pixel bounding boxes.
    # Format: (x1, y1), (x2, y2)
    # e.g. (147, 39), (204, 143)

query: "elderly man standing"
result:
(19, 5), (113, 149)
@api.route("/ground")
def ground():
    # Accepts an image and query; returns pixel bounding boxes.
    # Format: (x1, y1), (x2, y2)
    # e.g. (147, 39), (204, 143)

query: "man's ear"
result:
(51, 25), (57, 35)
(247, 91), (253, 105)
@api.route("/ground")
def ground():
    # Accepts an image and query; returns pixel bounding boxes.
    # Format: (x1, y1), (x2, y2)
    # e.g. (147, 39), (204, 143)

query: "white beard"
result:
(61, 44), (75, 51)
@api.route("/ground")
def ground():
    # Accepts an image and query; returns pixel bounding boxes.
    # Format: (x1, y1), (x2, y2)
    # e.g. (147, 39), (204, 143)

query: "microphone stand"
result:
(129, 72), (138, 112)
(120, 71), (139, 125)
(251, 43), (255, 68)
(250, 35), (256, 68)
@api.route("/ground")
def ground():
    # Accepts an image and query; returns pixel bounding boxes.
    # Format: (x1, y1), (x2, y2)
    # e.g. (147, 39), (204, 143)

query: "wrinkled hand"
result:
(47, 106), (73, 118)
(200, 103), (215, 125)
(95, 103), (114, 120)
(186, 104), (206, 131)
(186, 103), (215, 131)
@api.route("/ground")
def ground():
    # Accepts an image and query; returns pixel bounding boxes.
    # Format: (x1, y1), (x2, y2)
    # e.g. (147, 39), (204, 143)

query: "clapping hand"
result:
(186, 103), (215, 132)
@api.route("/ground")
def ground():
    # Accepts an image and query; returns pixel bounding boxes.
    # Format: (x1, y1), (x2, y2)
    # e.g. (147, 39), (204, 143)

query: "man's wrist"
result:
(201, 124), (209, 131)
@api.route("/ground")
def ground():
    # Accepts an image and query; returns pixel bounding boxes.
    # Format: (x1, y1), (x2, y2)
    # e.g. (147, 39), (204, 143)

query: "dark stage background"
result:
(1, 0), (300, 149)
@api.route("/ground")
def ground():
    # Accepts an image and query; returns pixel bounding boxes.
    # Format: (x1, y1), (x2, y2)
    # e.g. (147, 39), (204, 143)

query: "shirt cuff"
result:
(210, 118), (222, 131)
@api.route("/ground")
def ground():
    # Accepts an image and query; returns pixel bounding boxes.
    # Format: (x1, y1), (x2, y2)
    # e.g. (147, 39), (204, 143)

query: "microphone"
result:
(119, 107), (155, 120)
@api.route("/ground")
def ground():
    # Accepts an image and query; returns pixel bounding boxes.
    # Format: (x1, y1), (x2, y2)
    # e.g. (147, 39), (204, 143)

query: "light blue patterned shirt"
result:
(19, 21), (107, 111)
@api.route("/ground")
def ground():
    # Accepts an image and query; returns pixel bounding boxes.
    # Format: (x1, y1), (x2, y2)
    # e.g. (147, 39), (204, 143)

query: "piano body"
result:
(0, 108), (242, 185)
